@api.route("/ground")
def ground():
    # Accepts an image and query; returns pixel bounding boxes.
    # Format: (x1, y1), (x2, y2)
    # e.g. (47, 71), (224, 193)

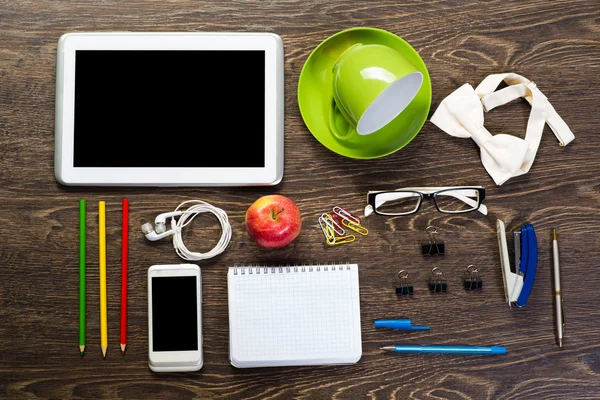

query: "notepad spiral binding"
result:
(231, 262), (353, 275)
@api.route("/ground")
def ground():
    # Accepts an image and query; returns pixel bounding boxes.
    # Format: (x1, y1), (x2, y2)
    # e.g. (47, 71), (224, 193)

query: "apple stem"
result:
(271, 207), (284, 220)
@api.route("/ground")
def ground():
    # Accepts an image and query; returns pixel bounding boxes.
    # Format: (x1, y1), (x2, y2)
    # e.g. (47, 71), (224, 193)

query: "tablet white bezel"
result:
(55, 32), (284, 186)
(148, 264), (203, 372)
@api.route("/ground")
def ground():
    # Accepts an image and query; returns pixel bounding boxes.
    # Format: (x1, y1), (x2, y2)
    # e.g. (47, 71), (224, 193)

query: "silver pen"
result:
(552, 229), (565, 347)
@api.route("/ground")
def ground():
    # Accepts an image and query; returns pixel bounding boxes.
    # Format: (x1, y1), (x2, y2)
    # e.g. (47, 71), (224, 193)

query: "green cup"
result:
(329, 43), (424, 140)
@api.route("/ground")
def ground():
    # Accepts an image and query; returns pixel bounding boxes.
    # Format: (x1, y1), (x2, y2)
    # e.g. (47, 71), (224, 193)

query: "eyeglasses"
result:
(364, 186), (487, 216)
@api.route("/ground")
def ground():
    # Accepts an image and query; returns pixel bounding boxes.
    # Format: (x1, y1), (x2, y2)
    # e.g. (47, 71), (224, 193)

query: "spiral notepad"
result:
(227, 263), (362, 368)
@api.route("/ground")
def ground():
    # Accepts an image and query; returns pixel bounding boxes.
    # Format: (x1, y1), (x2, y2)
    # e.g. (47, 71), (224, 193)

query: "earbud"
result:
(141, 211), (183, 241)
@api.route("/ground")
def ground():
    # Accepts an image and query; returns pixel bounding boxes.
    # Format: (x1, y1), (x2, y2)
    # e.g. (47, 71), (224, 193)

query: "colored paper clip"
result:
(318, 216), (335, 241)
(341, 218), (369, 236)
(327, 231), (356, 246)
(497, 219), (538, 308)
(320, 213), (345, 236)
(332, 206), (361, 225)
(332, 206), (368, 236)
(318, 215), (355, 245)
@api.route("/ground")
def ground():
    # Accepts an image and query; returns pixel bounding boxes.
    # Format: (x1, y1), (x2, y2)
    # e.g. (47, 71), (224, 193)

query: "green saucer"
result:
(298, 27), (432, 159)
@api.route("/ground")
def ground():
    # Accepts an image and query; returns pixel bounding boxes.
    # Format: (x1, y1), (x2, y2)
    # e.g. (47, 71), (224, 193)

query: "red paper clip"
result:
(332, 206), (361, 225)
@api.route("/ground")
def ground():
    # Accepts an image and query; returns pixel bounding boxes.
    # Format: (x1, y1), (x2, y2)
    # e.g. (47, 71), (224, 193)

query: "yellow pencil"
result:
(99, 201), (108, 358)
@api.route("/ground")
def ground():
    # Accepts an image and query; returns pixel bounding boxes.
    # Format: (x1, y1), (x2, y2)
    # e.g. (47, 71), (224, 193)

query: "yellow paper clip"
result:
(319, 216), (336, 242)
(341, 219), (368, 236)
(325, 225), (337, 245)
(319, 215), (355, 245)
(327, 235), (356, 246)
(326, 225), (356, 246)
(319, 215), (335, 244)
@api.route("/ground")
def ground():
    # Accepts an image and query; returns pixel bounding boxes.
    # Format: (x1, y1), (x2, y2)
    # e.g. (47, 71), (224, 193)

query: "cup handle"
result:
(329, 100), (354, 140)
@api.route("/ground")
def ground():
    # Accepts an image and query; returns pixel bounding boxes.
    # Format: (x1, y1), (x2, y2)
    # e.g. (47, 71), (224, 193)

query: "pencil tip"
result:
(120, 344), (126, 355)
(559, 339), (563, 348)
(102, 347), (107, 358)
(79, 345), (85, 355)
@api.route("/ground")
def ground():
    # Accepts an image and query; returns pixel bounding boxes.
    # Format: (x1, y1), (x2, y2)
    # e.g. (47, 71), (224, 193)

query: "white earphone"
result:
(141, 200), (232, 261)
(141, 211), (183, 241)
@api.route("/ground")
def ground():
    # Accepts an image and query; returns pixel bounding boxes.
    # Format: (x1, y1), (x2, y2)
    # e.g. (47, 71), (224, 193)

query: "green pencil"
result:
(79, 200), (86, 356)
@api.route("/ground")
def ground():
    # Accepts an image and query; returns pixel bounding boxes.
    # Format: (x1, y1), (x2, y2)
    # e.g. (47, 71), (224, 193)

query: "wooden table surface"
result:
(2, 1), (600, 399)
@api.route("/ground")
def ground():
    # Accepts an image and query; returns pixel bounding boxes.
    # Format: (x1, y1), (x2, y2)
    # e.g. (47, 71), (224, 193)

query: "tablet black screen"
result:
(73, 50), (265, 168)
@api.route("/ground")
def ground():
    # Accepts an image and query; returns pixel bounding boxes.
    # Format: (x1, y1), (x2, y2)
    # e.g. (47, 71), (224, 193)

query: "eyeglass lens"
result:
(435, 188), (479, 213)
(374, 192), (421, 215)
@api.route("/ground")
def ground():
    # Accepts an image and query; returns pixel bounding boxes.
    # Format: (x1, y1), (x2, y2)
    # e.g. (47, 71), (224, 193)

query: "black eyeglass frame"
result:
(366, 187), (486, 216)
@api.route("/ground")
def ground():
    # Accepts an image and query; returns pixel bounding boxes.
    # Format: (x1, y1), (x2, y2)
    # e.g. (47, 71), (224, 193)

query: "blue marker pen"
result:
(374, 319), (430, 330)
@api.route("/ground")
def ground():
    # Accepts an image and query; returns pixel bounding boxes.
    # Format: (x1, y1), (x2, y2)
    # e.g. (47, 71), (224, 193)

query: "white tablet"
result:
(55, 32), (284, 186)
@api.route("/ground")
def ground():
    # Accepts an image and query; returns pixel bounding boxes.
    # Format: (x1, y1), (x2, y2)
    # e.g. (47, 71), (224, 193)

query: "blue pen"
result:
(381, 345), (506, 355)
(374, 319), (430, 331)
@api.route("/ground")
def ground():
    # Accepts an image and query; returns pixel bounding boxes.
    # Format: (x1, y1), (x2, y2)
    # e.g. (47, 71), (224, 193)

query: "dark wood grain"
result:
(1, 0), (600, 398)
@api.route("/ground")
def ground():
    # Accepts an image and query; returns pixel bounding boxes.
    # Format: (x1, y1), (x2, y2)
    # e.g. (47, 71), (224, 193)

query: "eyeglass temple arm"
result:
(399, 186), (483, 192)
(450, 193), (488, 215)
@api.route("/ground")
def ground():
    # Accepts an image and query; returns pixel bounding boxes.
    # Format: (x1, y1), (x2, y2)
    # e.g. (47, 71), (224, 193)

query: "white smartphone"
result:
(148, 264), (203, 372)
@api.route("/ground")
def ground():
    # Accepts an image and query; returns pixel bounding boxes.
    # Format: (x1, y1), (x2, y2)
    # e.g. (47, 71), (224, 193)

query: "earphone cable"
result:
(169, 200), (232, 261)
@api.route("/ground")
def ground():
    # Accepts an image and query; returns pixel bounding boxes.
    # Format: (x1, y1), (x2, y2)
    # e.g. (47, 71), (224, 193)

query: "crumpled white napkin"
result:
(430, 73), (575, 186)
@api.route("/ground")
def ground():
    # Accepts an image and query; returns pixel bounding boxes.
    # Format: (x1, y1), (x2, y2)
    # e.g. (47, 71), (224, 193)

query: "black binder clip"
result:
(395, 270), (414, 296)
(464, 265), (483, 290)
(428, 267), (448, 293)
(421, 226), (445, 256)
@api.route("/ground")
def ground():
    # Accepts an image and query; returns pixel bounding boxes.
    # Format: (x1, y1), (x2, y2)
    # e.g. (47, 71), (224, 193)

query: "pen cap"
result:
(374, 319), (412, 329)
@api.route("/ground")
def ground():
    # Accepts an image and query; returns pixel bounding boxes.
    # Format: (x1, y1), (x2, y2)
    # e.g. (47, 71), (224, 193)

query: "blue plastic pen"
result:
(374, 320), (430, 330)
(381, 345), (506, 355)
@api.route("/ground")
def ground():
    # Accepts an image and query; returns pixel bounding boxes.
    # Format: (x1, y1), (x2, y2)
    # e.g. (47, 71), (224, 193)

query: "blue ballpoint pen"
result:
(374, 319), (430, 330)
(381, 345), (506, 355)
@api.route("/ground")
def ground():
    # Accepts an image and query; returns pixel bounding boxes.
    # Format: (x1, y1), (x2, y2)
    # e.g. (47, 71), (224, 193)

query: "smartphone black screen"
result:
(152, 276), (198, 352)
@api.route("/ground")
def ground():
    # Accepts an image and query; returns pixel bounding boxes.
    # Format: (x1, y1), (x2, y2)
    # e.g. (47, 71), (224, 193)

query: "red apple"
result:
(245, 195), (302, 248)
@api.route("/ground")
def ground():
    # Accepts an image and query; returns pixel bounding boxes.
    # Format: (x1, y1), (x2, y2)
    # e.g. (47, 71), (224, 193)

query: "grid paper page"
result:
(228, 264), (361, 368)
